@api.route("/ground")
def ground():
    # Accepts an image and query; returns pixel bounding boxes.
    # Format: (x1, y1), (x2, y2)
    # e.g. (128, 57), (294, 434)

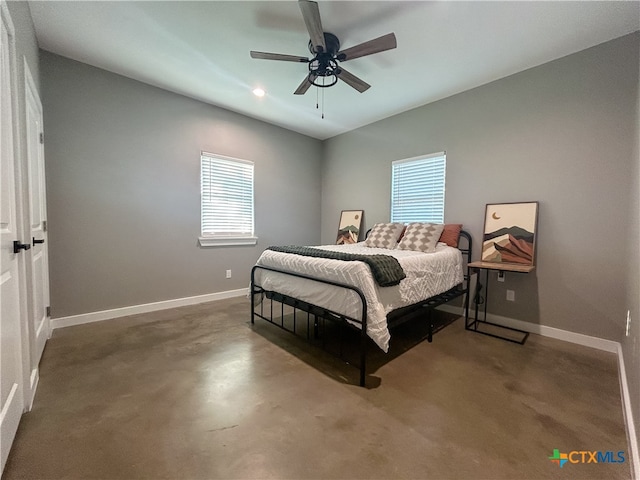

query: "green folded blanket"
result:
(266, 245), (406, 287)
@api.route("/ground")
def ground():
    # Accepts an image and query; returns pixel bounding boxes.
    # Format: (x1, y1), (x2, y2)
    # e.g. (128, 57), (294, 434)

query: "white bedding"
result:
(252, 242), (464, 352)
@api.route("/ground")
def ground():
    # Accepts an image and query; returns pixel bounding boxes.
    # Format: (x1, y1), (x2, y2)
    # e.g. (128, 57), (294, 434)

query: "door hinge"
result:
(40, 132), (44, 144)
(46, 306), (51, 317)
(42, 220), (47, 232)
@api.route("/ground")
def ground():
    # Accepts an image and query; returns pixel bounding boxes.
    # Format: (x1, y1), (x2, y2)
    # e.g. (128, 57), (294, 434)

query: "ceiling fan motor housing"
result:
(308, 32), (340, 56)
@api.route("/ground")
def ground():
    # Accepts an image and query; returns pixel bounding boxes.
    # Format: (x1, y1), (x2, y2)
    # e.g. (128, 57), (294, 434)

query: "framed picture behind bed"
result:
(336, 210), (363, 244)
(481, 202), (538, 266)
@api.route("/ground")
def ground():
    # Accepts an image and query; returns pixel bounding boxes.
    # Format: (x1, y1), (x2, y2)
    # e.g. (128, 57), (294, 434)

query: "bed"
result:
(250, 222), (472, 386)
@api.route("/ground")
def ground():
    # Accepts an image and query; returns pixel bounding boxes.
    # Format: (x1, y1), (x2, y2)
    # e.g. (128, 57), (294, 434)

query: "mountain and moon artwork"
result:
(481, 202), (538, 266)
(336, 210), (364, 244)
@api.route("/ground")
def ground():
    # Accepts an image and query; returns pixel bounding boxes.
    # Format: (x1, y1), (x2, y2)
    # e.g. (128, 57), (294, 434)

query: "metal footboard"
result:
(250, 264), (369, 386)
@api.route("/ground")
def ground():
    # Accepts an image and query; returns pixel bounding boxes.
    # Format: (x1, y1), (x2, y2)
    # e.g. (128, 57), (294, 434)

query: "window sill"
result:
(199, 236), (258, 247)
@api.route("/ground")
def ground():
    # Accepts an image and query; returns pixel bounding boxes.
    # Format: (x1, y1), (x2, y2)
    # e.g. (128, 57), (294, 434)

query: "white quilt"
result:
(252, 242), (463, 352)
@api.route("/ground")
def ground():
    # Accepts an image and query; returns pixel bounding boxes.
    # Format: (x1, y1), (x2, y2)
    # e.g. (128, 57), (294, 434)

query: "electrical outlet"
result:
(506, 290), (515, 302)
(626, 310), (631, 337)
(226, 269), (232, 279)
(497, 271), (505, 282)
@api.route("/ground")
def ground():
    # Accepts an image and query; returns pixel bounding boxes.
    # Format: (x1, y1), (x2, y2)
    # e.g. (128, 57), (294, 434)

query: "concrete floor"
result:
(4, 296), (631, 479)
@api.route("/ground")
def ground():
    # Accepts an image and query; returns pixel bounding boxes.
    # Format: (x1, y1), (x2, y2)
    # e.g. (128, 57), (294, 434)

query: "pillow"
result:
(396, 223), (445, 253)
(439, 224), (463, 248)
(364, 223), (405, 249)
(397, 225), (407, 242)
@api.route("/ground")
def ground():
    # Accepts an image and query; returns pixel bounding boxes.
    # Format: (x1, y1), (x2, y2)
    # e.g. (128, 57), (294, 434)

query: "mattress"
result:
(252, 242), (464, 352)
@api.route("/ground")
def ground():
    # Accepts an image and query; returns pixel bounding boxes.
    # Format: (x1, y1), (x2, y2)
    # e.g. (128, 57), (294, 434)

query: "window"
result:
(390, 152), (446, 224)
(199, 152), (257, 247)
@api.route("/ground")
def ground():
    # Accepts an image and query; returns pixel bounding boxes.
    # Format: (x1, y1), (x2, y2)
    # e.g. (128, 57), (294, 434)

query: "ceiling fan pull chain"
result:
(320, 77), (325, 119)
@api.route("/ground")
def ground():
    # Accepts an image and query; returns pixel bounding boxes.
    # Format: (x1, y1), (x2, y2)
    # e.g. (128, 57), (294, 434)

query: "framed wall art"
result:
(336, 210), (363, 244)
(481, 202), (538, 266)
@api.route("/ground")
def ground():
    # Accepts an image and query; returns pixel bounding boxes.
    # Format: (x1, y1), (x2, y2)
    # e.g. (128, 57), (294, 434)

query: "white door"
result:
(24, 60), (49, 374)
(0, 4), (26, 472)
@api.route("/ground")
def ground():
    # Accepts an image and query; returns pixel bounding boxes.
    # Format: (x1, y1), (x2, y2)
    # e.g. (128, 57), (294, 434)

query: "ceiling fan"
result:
(250, 0), (397, 95)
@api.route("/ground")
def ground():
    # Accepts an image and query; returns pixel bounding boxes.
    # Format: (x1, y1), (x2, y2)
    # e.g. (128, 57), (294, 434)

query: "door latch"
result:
(32, 237), (45, 245)
(13, 241), (31, 253)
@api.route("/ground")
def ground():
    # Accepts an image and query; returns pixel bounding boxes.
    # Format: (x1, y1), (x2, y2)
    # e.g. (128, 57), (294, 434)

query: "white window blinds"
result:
(201, 152), (254, 238)
(391, 152), (446, 224)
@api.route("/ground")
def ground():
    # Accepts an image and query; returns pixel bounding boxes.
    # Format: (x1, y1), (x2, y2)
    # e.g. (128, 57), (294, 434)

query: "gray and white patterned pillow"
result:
(364, 223), (405, 249)
(396, 223), (445, 253)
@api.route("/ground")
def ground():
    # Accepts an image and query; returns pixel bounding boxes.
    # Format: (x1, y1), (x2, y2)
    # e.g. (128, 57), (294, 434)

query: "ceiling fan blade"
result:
(298, 0), (326, 53)
(250, 51), (309, 63)
(294, 73), (317, 95)
(337, 33), (397, 62)
(336, 67), (370, 93)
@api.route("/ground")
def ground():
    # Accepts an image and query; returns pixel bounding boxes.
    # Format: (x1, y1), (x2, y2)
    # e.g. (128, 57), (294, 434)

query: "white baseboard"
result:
(437, 305), (619, 352)
(617, 344), (640, 479)
(437, 305), (638, 477)
(50, 288), (248, 330)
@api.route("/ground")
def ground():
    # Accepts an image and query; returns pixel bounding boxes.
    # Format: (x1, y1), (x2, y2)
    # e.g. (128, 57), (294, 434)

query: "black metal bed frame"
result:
(250, 231), (473, 387)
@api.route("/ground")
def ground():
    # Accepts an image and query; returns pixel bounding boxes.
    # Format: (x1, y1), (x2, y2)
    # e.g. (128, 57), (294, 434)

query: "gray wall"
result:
(321, 33), (639, 342)
(623, 48), (640, 461)
(40, 52), (322, 318)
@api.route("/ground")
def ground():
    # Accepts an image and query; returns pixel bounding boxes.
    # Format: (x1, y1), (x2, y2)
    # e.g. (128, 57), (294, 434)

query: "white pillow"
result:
(396, 223), (445, 253)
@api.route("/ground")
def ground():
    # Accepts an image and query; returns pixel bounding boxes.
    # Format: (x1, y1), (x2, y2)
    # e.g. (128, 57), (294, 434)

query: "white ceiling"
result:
(28, 1), (639, 140)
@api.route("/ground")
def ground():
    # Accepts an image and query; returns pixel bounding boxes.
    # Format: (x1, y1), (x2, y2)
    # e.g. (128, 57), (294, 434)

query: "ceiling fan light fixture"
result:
(307, 55), (339, 88)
